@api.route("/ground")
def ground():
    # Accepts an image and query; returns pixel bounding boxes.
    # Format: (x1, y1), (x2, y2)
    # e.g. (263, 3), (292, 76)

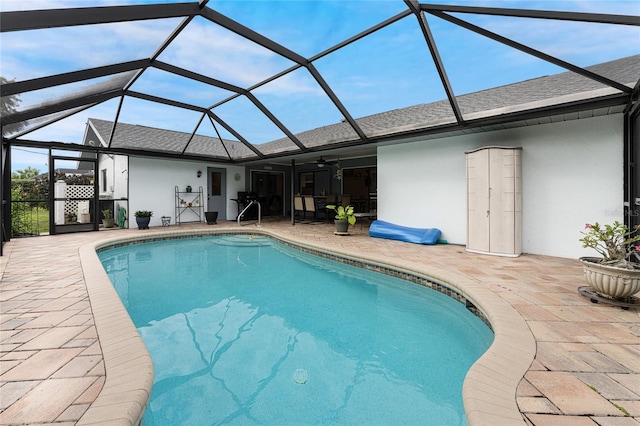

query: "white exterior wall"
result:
(98, 154), (115, 198)
(378, 114), (623, 259)
(113, 155), (128, 199)
(98, 154), (128, 199)
(129, 157), (244, 228)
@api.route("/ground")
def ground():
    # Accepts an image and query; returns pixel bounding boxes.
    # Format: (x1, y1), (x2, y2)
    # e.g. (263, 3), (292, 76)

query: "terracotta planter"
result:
(580, 257), (640, 299)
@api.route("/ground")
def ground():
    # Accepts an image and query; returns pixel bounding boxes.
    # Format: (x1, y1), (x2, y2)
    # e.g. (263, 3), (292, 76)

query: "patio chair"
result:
(325, 194), (338, 222)
(303, 195), (317, 220)
(294, 195), (306, 219)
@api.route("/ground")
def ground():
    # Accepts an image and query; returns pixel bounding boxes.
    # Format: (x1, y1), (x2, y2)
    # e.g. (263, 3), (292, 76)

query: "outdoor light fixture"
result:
(197, 170), (202, 178)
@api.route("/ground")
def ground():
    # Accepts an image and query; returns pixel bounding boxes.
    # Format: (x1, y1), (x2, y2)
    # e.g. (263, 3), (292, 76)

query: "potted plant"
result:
(101, 209), (115, 228)
(326, 204), (356, 233)
(134, 210), (153, 230)
(579, 221), (640, 299)
(205, 211), (218, 225)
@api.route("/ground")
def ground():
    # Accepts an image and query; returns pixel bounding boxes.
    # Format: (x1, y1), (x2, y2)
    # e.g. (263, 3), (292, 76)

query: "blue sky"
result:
(1, 0), (639, 172)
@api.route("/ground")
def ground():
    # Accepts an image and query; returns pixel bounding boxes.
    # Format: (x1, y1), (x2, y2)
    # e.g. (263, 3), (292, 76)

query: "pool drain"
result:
(293, 369), (309, 384)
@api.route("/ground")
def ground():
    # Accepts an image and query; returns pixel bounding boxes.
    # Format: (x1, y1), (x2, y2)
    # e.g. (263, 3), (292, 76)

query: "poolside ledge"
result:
(77, 241), (154, 425)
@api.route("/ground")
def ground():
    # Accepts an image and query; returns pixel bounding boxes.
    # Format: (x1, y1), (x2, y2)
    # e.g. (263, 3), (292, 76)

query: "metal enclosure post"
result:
(624, 101), (640, 232)
(291, 159), (296, 225)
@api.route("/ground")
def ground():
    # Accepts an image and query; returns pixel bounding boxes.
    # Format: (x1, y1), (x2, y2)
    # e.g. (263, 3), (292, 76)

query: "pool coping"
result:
(77, 228), (534, 425)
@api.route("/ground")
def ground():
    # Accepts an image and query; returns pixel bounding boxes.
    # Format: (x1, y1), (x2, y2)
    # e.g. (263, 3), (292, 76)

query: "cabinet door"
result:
(467, 149), (490, 252)
(489, 149), (520, 255)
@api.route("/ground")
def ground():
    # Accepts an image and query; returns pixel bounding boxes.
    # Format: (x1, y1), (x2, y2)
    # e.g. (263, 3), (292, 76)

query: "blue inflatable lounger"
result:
(369, 220), (442, 245)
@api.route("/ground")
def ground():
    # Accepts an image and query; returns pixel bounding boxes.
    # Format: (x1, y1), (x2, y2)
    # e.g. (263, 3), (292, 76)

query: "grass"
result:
(12, 206), (50, 235)
(34, 208), (50, 234)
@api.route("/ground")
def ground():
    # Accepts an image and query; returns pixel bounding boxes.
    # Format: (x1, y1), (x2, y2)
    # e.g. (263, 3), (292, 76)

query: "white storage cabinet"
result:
(466, 146), (522, 257)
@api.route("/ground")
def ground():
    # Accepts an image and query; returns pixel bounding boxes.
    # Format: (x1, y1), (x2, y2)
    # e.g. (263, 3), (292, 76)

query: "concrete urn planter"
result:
(580, 257), (640, 299)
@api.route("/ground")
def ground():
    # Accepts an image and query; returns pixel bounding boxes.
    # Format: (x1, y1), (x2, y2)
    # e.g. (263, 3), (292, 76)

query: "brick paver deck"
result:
(1, 219), (638, 425)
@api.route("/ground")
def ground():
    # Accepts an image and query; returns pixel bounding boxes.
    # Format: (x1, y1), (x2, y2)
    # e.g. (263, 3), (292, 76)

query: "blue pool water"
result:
(99, 235), (493, 425)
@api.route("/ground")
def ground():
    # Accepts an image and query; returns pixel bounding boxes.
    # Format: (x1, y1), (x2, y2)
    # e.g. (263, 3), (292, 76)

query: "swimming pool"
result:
(99, 234), (493, 425)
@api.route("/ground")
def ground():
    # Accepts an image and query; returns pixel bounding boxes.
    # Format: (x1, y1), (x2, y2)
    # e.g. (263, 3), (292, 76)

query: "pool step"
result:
(211, 235), (270, 247)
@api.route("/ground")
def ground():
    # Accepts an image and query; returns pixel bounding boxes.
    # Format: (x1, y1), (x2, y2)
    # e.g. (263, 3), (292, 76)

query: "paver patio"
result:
(1, 218), (638, 425)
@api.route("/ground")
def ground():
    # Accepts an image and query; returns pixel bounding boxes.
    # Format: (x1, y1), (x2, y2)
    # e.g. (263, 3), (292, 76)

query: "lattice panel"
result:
(65, 185), (94, 215)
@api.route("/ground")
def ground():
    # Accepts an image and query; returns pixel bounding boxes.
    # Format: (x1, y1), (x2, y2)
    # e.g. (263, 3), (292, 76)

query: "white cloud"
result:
(463, 12), (640, 64)
(11, 147), (49, 173)
(1, 18), (180, 80)
(22, 100), (119, 142)
(0, 0), (150, 12)
(159, 21), (289, 86)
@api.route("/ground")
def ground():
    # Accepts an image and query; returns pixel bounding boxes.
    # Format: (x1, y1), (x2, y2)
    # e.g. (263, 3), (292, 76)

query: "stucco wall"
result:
(129, 157), (244, 228)
(98, 154), (128, 199)
(378, 114), (623, 259)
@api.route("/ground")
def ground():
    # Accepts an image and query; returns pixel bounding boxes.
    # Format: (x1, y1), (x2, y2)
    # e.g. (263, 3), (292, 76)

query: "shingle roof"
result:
(304, 54), (639, 142)
(88, 118), (256, 160)
(88, 54), (639, 161)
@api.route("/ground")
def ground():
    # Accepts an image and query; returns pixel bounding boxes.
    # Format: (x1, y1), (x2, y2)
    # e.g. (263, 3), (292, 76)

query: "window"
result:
(342, 167), (377, 212)
(101, 169), (107, 192)
(211, 171), (222, 196)
(299, 172), (314, 195)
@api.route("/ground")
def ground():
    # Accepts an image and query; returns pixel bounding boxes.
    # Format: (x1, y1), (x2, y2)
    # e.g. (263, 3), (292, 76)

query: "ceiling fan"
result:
(315, 157), (338, 168)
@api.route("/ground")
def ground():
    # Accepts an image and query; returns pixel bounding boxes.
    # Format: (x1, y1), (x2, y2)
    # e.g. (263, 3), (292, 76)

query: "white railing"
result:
(237, 200), (261, 227)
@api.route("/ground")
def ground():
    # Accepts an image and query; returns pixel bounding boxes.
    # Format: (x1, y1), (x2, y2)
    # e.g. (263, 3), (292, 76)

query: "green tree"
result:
(10, 167), (49, 237)
(1, 76), (26, 136)
(12, 166), (41, 180)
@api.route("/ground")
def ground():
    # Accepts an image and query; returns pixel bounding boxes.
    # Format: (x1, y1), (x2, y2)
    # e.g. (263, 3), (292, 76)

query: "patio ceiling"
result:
(1, 1), (639, 166)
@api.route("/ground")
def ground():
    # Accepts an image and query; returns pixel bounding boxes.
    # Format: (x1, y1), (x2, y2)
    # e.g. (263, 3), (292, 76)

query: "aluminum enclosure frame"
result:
(1, 1), (639, 250)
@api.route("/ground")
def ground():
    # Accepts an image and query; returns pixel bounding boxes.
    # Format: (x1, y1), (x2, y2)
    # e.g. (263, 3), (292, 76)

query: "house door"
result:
(342, 166), (377, 213)
(252, 171), (285, 216)
(50, 155), (98, 235)
(207, 168), (226, 220)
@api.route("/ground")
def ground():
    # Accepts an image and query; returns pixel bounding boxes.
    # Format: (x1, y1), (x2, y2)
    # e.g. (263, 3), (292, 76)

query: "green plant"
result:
(102, 209), (112, 220)
(579, 221), (640, 269)
(612, 402), (630, 416)
(326, 204), (356, 226)
(134, 210), (153, 218)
